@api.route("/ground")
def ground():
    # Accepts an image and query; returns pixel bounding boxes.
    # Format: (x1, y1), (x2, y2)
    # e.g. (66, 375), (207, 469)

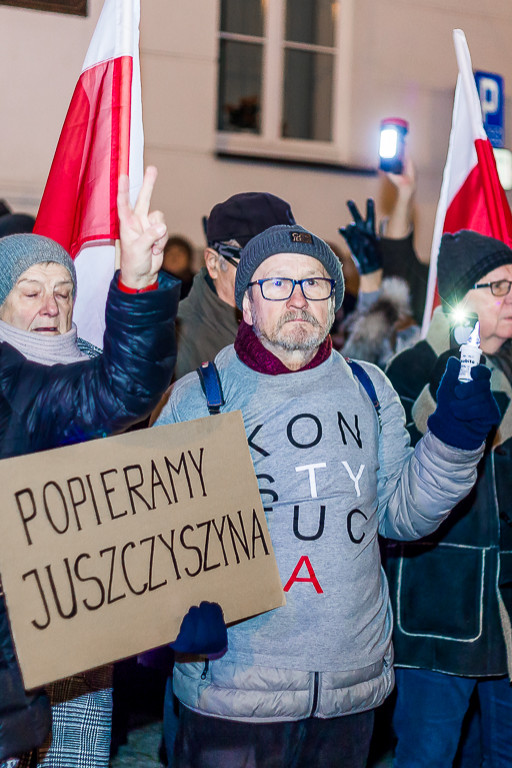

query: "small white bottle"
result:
(458, 321), (481, 382)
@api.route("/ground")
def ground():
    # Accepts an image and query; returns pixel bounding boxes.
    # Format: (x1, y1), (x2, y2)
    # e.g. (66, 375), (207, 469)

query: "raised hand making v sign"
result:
(118, 166), (168, 291)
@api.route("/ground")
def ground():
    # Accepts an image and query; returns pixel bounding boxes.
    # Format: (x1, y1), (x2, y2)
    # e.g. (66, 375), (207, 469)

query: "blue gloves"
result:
(427, 357), (501, 450)
(339, 198), (383, 275)
(169, 601), (228, 658)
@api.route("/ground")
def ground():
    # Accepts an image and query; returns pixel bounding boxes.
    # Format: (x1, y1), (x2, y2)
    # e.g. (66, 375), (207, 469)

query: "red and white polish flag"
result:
(34, 0), (143, 348)
(422, 28), (512, 335)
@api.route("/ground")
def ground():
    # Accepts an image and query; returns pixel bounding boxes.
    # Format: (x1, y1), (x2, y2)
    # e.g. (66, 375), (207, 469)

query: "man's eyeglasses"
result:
(473, 279), (512, 297)
(248, 277), (335, 302)
(210, 242), (241, 269)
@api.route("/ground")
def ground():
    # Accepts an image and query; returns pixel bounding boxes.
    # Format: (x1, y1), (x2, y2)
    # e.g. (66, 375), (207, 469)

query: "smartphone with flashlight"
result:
(379, 118), (409, 174)
(449, 310), (479, 349)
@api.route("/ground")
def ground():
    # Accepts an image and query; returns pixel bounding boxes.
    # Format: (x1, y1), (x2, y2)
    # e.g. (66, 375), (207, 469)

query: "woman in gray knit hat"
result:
(0, 168), (180, 768)
(0, 233), (89, 365)
(0, 239), (105, 768)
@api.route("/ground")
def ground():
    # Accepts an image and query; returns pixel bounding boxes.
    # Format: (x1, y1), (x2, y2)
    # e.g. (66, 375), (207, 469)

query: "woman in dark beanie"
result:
(385, 229), (512, 767)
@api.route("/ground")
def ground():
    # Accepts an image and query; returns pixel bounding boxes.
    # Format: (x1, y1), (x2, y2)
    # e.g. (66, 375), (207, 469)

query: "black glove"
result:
(339, 198), (382, 275)
(427, 357), (501, 450)
(169, 601), (227, 658)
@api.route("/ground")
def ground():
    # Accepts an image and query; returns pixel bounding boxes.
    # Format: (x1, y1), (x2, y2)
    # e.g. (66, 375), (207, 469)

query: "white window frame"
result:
(216, 0), (354, 165)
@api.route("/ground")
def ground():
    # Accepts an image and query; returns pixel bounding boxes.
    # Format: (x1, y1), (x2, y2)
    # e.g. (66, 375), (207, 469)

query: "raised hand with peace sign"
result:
(117, 166), (168, 291)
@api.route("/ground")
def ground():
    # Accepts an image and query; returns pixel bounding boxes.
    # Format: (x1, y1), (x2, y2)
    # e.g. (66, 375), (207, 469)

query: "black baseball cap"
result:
(206, 192), (296, 249)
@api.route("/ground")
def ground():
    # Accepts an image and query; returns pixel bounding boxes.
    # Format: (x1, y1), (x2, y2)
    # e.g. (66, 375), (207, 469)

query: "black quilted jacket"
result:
(0, 270), (179, 760)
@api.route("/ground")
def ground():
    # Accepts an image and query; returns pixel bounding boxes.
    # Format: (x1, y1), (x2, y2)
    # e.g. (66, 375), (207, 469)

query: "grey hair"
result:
(217, 254), (231, 273)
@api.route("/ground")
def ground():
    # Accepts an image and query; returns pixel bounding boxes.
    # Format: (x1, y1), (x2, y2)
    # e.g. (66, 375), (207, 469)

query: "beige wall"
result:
(2, 0), (512, 265)
(0, 0), (103, 209)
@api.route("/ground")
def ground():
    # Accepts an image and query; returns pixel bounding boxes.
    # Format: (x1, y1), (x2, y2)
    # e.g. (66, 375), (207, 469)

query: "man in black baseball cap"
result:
(173, 192), (295, 380)
(206, 192), (295, 250)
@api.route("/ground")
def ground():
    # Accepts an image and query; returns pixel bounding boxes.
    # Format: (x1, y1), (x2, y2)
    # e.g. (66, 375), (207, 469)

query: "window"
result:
(216, 0), (353, 164)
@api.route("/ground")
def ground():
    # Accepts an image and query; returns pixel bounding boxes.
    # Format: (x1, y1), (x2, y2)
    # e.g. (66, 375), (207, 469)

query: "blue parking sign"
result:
(474, 71), (504, 148)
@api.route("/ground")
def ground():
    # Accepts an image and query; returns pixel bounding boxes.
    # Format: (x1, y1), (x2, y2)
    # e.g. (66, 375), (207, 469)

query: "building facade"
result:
(2, 0), (512, 264)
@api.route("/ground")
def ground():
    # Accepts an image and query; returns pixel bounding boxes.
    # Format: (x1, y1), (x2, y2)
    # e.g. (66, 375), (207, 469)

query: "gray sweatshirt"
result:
(156, 346), (482, 675)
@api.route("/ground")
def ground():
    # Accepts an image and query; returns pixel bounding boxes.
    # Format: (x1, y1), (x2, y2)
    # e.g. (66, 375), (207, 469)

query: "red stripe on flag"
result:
(443, 162), (490, 236)
(443, 139), (512, 244)
(475, 139), (512, 244)
(116, 55), (132, 179)
(34, 55), (133, 258)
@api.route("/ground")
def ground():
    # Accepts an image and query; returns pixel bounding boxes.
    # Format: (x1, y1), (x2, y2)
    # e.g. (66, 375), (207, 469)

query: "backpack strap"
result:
(197, 357), (380, 426)
(197, 361), (225, 415)
(345, 358), (382, 431)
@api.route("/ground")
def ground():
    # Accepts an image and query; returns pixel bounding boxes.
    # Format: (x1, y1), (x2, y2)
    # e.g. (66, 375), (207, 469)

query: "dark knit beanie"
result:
(207, 192), (296, 248)
(235, 224), (344, 311)
(438, 230), (512, 310)
(0, 234), (77, 306)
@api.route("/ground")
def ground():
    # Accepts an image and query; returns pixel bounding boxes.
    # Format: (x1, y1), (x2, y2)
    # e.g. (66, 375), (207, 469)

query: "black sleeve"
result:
(386, 340), (437, 446)
(379, 232), (429, 326)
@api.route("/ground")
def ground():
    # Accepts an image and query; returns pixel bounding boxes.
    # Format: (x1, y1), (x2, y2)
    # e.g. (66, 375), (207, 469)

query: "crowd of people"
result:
(0, 154), (511, 768)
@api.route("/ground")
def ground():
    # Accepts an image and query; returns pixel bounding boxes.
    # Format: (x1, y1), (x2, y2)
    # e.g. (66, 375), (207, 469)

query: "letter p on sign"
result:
(479, 77), (499, 120)
(475, 70), (504, 148)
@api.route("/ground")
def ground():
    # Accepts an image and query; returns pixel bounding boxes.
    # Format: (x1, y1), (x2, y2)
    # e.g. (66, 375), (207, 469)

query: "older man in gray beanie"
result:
(154, 223), (498, 768)
(0, 167), (180, 768)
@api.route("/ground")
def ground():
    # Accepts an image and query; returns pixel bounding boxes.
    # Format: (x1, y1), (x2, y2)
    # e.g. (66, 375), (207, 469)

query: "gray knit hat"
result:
(235, 224), (344, 311)
(0, 234), (76, 307)
(438, 230), (512, 311)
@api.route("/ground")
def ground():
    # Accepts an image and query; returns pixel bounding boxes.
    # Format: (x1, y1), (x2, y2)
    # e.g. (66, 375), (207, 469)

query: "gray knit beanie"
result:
(235, 224), (344, 311)
(438, 230), (512, 311)
(0, 234), (77, 307)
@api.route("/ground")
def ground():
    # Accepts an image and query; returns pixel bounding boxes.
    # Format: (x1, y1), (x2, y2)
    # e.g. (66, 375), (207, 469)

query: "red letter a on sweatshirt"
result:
(283, 555), (323, 593)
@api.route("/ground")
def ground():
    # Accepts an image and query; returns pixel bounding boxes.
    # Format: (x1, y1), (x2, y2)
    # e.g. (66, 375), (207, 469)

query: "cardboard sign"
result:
(0, 411), (285, 689)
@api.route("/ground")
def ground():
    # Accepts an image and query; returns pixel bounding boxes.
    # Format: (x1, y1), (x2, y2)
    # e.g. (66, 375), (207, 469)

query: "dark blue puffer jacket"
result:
(0, 270), (179, 761)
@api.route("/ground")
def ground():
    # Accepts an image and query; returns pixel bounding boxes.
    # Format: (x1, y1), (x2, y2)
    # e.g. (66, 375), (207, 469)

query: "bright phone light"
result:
(451, 305), (468, 326)
(379, 128), (398, 159)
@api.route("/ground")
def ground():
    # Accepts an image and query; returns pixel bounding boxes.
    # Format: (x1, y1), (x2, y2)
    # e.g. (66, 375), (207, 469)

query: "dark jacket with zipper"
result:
(174, 268), (240, 380)
(385, 307), (512, 679)
(0, 270), (179, 761)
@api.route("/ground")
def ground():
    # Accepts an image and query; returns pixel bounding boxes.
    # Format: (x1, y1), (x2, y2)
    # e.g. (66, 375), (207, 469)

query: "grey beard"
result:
(253, 306), (334, 353)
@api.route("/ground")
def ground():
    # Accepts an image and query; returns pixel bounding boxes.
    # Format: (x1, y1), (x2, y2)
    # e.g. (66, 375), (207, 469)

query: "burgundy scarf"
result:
(234, 319), (332, 375)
